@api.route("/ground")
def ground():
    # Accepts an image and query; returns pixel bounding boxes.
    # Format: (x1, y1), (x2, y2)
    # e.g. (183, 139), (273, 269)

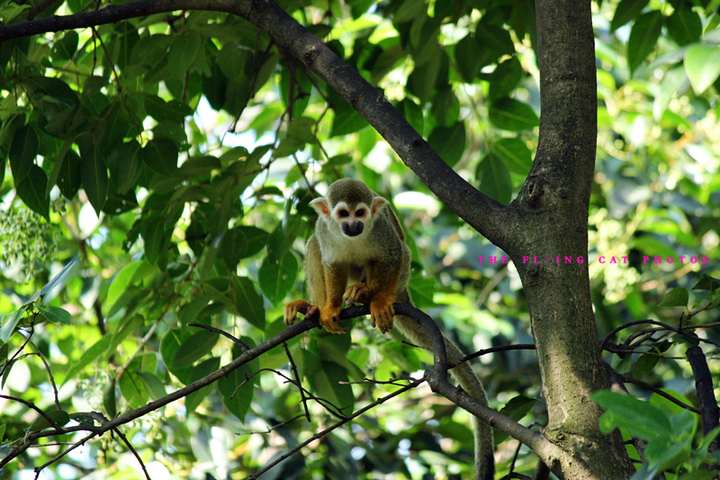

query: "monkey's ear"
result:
(310, 197), (331, 218)
(370, 196), (388, 215)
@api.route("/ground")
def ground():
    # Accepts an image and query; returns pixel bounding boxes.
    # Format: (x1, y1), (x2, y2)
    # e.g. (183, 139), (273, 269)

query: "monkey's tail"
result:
(450, 361), (495, 480)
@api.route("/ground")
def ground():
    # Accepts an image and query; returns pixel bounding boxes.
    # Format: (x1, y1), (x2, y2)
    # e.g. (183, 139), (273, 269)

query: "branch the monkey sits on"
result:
(284, 178), (494, 480)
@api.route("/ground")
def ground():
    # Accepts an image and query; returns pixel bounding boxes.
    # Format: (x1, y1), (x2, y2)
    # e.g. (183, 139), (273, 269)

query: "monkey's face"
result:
(310, 193), (387, 240)
(333, 201), (371, 237)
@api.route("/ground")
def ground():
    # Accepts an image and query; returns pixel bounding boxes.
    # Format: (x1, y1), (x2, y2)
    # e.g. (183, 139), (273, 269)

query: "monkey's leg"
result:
(363, 261), (401, 333)
(317, 262), (349, 333)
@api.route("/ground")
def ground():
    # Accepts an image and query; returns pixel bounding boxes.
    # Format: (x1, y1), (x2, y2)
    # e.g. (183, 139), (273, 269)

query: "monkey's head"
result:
(310, 178), (387, 238)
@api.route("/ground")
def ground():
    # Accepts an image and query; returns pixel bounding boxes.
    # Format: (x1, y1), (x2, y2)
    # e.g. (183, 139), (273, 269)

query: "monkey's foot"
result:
(370, 295), (395, 334)
(343, 283), (371, 305)
(319, 304), (347, 334)
(283, 300), (319, 326)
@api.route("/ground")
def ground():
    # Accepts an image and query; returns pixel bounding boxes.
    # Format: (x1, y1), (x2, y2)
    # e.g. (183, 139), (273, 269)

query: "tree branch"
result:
(393, 304), (550, 453)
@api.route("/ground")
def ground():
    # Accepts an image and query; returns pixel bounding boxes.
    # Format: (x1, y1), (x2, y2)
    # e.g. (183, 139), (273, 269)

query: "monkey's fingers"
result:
(343, 283), (370, 305)
(319, 305), (347, 334)
(370, 302), (395, 334)
(283, 300), (317, 325)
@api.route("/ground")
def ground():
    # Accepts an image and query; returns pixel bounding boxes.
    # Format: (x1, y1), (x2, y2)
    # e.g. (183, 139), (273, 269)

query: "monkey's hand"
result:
(283, 300), (319, 326)
(343, 283), (371, 305)
(369, 293), (395, 334)
(319, 304), (347, 334)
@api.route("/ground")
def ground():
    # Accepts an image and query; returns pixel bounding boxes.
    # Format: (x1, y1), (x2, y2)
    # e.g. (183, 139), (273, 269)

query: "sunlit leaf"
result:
(627, 11), (662, 74)
(684, 44), (720, 94)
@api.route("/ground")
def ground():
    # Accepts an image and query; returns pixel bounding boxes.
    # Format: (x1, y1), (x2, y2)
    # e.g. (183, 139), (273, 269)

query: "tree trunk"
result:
(507, 0), (635, 477)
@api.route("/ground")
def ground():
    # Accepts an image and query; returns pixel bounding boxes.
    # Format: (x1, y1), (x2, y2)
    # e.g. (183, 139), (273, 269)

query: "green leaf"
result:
(39, 255), (80, 300)
(258, 252), (298, 305)
(230, 276), (266, 331)
(427, 121), (466, 167)
(627, 11), (662, 74)
(28, 409), (70, 432)
(9, 125), (38, 183)
(487, 57), (523, 101)
(185, 356), (221, 414)
(168, 32), (201, 81)
(488, 98), (539, 131)
(476, 153), (512, 204)
(593, 390), (672, 440)
(1, 307), (27, 343)
(221, 227), (268, 270)
(139, 372), (167, 401)
(106, 315), (145, 358)
(81, 148), (108, 215)
(610, 0), (650, 32)
(399, 98), (424, 136)
(330, 102), (368, 137)
(658, 287), (689, 308)
(310, 358), (354, 416)
(274, 136), (305, 158)
(407, 45), (443, 104)
(393, 0), (425, 23)
(692, 274), (720, 293)
(36, 305), (72, 325)
(143, 95), (194, 123)
(287, 117), (317, 143)
(454, 33), (482, 83)
(66, 335), (113, 379)
(218, 343), (257, 422)
(142, 138), (178, 176)
(103, 377), (117, 418)
(106, 261), (146, 314)
(494, 395), (536, 444)
(119, 370), (149, 408)
(216, 44), (249, 80)
(493, 138), (532, 175)
(169, 329), (219, 369)
(666, 7), (702, 46)
(15, 165), (49, 221)
(160, 329), (192, 383)
(55, 148), (82, 200)
(684, 45), (720, 95)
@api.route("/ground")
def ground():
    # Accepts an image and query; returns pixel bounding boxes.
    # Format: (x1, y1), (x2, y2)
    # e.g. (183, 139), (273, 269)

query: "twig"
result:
(189, 322), (250, 350)
(247, 377), (426, 480)
(284, 342), (310, 422)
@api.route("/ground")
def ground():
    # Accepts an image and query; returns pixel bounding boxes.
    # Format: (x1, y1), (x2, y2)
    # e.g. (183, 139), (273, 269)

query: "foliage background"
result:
(0, 0), (719, 478)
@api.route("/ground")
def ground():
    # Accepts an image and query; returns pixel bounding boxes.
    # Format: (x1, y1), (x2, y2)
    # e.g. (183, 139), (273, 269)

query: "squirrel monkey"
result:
(284, 178), (494, 480)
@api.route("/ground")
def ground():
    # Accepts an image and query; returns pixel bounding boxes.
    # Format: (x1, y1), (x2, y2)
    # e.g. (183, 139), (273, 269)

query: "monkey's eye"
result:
(355, 209), (365, 217)
(338, 209), (350, 217)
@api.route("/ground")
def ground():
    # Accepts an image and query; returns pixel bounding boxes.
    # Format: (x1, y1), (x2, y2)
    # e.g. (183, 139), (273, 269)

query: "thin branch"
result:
(26, 338), (62, 410)
(113, 427), (151, 480)
(247, 377), (426, 480)
(620, 376), (700, 414)
(284, 342), (310, 422)
(189, 322), (250, 350)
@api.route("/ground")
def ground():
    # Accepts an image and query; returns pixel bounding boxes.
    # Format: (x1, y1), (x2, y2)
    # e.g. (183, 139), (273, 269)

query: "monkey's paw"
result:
(283, 300), (319, 326)
(343, 283), (371, 305)
(370, 297), (395, 334)
(319, 304), (347, 334)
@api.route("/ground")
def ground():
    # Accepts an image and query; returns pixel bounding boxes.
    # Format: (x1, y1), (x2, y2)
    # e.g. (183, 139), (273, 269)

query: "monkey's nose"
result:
(342, 222), (364, 236)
